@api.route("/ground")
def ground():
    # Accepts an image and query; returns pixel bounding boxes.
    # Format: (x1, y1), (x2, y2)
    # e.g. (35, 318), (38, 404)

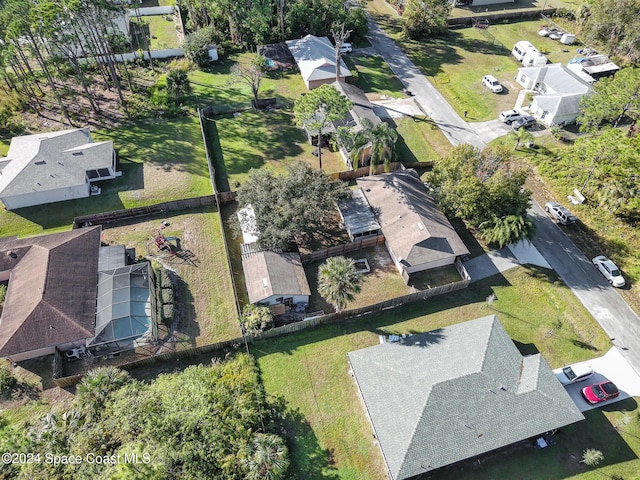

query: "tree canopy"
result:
(318, 256), (362, 312)
(294, 84), (352, 169)
(429, 145), (533, 247)
(402, 0), (450, 39)
(237, 161), (350, 250)
(578, 67), (640, 131)
(2, 355), (288, 480)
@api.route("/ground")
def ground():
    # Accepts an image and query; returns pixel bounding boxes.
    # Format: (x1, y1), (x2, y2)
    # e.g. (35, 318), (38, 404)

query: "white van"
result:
(512, 41), (536, 61)
(340, 43), (352, 53)
(522, 51), (548, 67)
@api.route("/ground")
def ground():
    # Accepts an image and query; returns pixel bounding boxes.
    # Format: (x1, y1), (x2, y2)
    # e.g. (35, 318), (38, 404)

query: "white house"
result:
(0, 128), (119, 210)
(357, 170), (469, 280)
(285, 35), (352, 89)
(516, 63), (592, 126)
(241, 251), (311, 310)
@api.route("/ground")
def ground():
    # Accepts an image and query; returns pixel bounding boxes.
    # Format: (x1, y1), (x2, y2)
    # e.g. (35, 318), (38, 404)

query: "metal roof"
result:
(338, 189), (381, 238)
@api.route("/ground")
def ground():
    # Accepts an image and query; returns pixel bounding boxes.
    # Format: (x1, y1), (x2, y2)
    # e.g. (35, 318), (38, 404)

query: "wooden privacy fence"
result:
(53, 261), (470, 386)
(73, 196), (218, 228)
(330, 161), (434, 182)
(299, 235), (386, 263)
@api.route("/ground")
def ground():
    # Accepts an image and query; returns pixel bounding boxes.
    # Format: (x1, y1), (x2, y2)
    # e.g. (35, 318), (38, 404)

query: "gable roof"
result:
(285, 35), (352, 85)
(0, 128), (114, 198)
(347, 316), (585, 479)
(331, 81), (382, 133)
(242, 251), (311, 304)
(357, 170), (468, 268)
(0, 227), (101, 357)
(518, 63), (592, 94)
(533, 92), (585, 118)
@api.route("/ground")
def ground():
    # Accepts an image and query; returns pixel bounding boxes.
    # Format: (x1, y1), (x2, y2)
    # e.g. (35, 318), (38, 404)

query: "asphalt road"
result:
(529, 201), (640, 376)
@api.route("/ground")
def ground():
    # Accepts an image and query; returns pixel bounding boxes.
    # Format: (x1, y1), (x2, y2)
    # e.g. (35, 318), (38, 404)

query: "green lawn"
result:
(345, 55), (406, 98)
(204, 110), (347, 191)
(146, 15), (180, 50)
(255, 267), (614, 479)
(366, 1), (585, 121)
(188, 53), (308, 113)
(0, 138), (9, 156)
(0, 116), (212, 238)
(394, 116), (453, 164)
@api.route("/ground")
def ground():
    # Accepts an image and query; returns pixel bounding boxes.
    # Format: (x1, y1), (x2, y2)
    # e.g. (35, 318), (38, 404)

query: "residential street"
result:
(366, 13), (640, 377)
(529, 201), (640, 376)
(366, 16), (511, 150)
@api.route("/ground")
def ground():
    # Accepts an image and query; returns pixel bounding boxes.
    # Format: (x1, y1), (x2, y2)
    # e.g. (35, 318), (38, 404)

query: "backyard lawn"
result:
(99, 207), (240, 346)
(255, 266), (622, 479)
(0, 116), (212, 238)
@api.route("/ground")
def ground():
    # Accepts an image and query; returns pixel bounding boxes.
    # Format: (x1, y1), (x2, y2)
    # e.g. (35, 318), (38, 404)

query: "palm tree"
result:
(478, 214), (534, 248)
(166, 69), (191, 105)
(350, 118), (398, 174)
(241, 433), (289, 480)
(508, 127), (534, 151)
(75, 366), (130, 420)
(318, 256), (362, 312)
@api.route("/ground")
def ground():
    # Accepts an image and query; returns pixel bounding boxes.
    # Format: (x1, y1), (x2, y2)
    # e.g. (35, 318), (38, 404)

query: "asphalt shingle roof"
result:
(285, 35), (351, 85)
(357, 170), (468, 268)
(347, 316), (584, 479)
(242, 251), (311, 304)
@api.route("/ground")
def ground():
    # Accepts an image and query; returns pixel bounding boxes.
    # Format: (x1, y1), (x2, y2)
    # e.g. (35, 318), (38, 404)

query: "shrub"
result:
(0, 366), (16, 394)
(241, 304), (274, 334)
(183, 27), (216, 68)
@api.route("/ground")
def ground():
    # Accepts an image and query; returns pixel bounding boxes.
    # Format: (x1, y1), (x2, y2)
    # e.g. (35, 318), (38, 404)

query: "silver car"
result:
(592, 255), (625, 287)
(553, 364), (594, 385)
(544, 201), (577, 225)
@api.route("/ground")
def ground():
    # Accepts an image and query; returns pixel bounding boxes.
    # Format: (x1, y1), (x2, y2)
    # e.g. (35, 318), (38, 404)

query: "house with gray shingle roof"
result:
(241, 250), (310, 311)
(357, 170), (469, 279)
(347, 315), (584, 479)
(0, 128), (118, 210)
(285, 35), (351, 90)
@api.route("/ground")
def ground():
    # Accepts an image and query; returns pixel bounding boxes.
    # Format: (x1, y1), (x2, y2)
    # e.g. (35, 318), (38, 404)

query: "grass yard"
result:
(0, 117), (211, 238)
(365, 0), (585, 121)
(204, 110), (347, 191)
(394, 116), (453, 164)
(99, 207), (240, 347)
(255, 266), (614, 479)
(344, 55), (406, 99)
(146, 15), (180, 50)
(0, 138), (9, 156)
(188, 53), (307, 112)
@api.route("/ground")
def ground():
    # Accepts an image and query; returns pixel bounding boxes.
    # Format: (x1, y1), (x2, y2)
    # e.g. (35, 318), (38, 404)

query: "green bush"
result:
(162, 303), (174, 322)
(0, 366), (16, 394)
(241, 304), (274, 334)
(161, 287), (174, 305)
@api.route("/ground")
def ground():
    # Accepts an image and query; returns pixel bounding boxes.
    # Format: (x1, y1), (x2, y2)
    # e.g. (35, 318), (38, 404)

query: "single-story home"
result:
(516, 63), (592, 126)
(337, 189), (382, 241)
(285, 35), (352, 89)
(0, 227), (156, 362)
(347, 315), (585, 479)
(0, 128), (120, 210)
(357, 170), (469, 279)
(242, 250), (311, 311)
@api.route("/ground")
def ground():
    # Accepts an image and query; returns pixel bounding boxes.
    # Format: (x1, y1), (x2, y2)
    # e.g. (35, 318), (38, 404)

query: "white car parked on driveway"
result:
(592, 255), (625, 287)
(553, 364), (594, 385)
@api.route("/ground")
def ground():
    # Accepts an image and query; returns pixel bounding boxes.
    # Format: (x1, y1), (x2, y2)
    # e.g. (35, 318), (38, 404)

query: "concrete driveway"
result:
(560, 348), (640, 412)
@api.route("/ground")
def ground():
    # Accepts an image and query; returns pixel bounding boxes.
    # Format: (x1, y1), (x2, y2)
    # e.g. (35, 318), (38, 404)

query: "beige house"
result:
(286, 35), (352, 89)
(357, 170), (469, 278)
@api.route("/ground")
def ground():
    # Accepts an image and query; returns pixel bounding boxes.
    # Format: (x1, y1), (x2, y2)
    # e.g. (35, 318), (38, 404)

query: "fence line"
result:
(299, 235), (386, 263)
(330, 161), (433, 181)
(73, 196), (217, 228)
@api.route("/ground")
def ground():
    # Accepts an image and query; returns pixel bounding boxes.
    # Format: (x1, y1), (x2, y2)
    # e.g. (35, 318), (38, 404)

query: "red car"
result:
(581, 381), (619, 404)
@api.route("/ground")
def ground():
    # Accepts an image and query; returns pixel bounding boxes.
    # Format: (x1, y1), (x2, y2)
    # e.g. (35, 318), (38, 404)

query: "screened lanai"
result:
(87, 263), (156, 355)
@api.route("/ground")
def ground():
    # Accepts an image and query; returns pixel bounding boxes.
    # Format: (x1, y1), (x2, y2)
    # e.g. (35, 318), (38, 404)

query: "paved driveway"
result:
(560, 348), (640, 412)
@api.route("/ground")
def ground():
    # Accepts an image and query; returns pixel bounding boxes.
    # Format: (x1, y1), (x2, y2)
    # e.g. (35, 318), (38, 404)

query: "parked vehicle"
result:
(553, 364), (594, 385)
(592, 255), (625, 287)
(544, 201), (577, 225)
(499, 109), (523, 124)
(511, 115), (537, 130)
(340, 43), (352, 53)
(549, 31), (563, 40)
(581, 381), (619, 405)
(512, 41), (536, 61)
(482, 74), (503, 93)
(538, 26), (558, 37)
